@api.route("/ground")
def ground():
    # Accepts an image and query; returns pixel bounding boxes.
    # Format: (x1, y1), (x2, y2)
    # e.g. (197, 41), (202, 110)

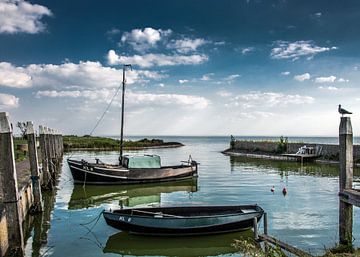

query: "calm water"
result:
(25, 137), (360, 257)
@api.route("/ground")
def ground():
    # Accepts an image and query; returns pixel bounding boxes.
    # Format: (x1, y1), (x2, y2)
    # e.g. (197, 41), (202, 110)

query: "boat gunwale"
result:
(105, 205), (264, 220)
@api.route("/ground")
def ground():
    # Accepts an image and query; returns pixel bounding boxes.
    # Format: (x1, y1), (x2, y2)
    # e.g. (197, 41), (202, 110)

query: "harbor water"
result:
(25, 136), (360, 257)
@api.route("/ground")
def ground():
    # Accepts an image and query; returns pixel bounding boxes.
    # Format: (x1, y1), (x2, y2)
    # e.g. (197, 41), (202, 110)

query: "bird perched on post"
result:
(338, 105), (352, 116)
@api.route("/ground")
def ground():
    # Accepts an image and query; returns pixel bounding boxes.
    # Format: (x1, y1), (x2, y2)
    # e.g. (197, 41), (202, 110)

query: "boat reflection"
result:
(68, 178), (198, 209)
(103, 230), (252, 257)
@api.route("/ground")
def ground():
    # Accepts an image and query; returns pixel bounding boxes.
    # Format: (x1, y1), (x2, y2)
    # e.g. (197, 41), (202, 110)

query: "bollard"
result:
(26, 121), (43, 213)
(339, 117), (353, 245)
(0, 112), (24, 255)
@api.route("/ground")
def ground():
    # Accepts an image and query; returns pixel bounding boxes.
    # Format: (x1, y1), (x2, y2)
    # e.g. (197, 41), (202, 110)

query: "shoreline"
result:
(64, 143), (183, 152)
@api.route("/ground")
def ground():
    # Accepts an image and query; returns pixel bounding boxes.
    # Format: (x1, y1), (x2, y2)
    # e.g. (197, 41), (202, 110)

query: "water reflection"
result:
(68, 179), (198, 209)
(103, 230), (253, 257)
(230, 156), (360, 177)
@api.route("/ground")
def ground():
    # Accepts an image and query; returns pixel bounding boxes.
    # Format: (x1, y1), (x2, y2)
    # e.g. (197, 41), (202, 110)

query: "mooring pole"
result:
(39, 126), (51, 189)
(253, 217), (258, 240)
(0, 112), (24, 255)
(26, 121), (43, 213)
(339, 116), (353, 245)
(264, 212), (268, 235)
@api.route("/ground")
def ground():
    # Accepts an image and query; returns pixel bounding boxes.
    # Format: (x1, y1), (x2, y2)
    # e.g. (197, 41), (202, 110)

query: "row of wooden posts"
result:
(0, 112), (64, 256)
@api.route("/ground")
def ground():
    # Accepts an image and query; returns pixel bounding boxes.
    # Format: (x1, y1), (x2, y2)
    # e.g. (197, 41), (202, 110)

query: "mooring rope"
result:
(80, 209), (104, 234)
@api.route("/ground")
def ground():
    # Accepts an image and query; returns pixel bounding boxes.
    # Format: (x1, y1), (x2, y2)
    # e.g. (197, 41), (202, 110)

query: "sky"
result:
(1, 0), (360, 136)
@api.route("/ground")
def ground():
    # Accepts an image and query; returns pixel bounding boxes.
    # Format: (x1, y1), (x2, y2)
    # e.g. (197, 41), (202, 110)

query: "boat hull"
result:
(67, 159), (198, 185)
(103, 205), (264, 236)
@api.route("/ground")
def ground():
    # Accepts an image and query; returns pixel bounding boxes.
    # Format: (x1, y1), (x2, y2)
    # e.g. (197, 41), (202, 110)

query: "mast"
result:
(119, 64), (132, 165)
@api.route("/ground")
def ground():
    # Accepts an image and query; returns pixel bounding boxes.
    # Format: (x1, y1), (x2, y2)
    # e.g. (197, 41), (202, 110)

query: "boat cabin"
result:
(122, 155), (161, 169)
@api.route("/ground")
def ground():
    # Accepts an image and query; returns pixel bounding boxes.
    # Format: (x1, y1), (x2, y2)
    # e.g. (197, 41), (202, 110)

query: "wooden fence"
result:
(0, 112), (63, 257)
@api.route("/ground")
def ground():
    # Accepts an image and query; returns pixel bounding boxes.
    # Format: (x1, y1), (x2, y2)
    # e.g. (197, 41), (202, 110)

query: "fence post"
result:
(339, 116), (353, 245)
(0, 112), (24, 255)
(39, 126), (51, 190)
(26, 121), (43, 213)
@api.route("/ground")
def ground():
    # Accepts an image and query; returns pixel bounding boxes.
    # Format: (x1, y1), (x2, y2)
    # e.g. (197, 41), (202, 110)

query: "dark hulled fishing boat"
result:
(67, 64), (198, 185)
(103, 205), (264, 236)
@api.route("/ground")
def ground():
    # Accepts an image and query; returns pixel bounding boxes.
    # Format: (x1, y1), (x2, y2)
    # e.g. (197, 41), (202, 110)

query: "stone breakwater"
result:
(223, 140), (360, 163)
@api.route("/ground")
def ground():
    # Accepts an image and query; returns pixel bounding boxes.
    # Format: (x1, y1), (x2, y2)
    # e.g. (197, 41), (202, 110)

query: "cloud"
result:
(0, 62), (32, 88)
(167, 38), (208, 53)
(0, 61), (165, 89)
(314, 75), (336, 83)
(294, 73), (310, 82)
(241, 47), (255, 55)
(107, 50), (208, 68)
(0, 0), (52, 34)
(217, 90), (232, 97)
(178, 79), (189, 84)
(338, 78), (349, 83)
(120, 27), (172, 52)
(200, 73), (214, 81)
(36, 89), (210, 109)
(0, 93), (19, 108)
(225, 74), (240, 81)
(281, 71), (290, 76)
(271, 41), (337, 60)
(318, 86), (338, 91)
(230, 92), (314, 109)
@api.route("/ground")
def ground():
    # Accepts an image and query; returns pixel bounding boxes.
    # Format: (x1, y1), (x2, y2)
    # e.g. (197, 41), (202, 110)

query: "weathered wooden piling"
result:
(39, 125), (51, 189)
(26, 121), (43, 213)
(0, 112), (24, 255)
(339, 117), (353, 245)
(253, 217), (258, 240)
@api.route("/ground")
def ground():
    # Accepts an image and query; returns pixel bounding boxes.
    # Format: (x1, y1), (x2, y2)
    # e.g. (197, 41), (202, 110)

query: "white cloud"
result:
(318, 86), (339, 91)
(120, 27), (172, 52)
(36, 89), (210, 109)
(281, 71), (290, 76)
(241, 47), (255, 55)
(107, 50), (208, 68)
(338, 78), (349, 83)
(0, 0), (52, 34)
(225, 74), (240, 81)
(314, 75), (336, 83)
(0, 62), (32, 88)
(0, 61), (164, 89)
(0, 93), (19, 108)
(200, 73), (214, 81)
(230, 92), (314, 108)
(178, 79), (188, 84)
(167, 38), (208, 53)
(271, 41), (337, 60)
(158, 83), (165, 87)
(294, 73), (310, 82)
(217, 90), (232, 97)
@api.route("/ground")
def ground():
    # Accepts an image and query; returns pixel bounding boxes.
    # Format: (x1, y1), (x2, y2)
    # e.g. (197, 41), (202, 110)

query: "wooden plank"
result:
(339, 189), (360, 208)
(258, 234), (314, 257)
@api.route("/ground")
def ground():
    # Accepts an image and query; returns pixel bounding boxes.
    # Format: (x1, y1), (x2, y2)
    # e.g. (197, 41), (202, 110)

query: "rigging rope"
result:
(89, 84), (123, 136)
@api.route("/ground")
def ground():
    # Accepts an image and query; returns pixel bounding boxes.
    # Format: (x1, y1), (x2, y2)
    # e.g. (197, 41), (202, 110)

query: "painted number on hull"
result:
(118, 216), (125, 221)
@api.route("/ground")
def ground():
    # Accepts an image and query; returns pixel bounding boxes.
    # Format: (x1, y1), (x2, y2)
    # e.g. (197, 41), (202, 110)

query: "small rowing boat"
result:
(103, 204), (264, 236)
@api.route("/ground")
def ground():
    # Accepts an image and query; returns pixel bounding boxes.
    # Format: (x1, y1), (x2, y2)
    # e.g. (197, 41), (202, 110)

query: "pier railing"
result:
(0, 112), (63, 257)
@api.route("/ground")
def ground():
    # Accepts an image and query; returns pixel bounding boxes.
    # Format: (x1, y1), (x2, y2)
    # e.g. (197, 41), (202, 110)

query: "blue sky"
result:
(1, 0), (360, 136)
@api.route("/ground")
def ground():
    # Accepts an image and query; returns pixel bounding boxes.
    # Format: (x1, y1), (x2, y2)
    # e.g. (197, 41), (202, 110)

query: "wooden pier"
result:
(0, 112), (63, 257)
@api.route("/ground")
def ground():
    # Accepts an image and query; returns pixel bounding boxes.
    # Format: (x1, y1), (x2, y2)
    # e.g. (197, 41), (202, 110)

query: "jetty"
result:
(0, 112), (64, 257)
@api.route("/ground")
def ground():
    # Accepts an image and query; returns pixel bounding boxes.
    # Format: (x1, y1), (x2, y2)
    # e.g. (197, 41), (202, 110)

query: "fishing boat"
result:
(103, 204), (264, 236)
(67, 64), (198, 185)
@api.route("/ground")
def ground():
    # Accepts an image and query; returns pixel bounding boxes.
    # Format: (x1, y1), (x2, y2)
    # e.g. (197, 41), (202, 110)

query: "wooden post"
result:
(45, 127), (54, 184)
(253, 217), (258, 240)
(339, 117), (353, 245)
(264, 212), (268, 235)
(0, 112), (24, 255)
(26, 121), (43, 213)
(39, 126), (51, 190)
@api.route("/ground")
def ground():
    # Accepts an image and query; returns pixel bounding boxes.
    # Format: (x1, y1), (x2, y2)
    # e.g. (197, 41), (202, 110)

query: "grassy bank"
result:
(63, 135), (183, 151)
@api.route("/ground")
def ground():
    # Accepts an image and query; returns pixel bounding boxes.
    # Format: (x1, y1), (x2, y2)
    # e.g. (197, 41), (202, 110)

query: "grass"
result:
(63, 135), (182, 151)
(13, 137), (28, 162)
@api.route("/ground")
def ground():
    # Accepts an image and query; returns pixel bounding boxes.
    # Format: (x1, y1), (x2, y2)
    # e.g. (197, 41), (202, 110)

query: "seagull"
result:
(338, 104), (352, 116)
